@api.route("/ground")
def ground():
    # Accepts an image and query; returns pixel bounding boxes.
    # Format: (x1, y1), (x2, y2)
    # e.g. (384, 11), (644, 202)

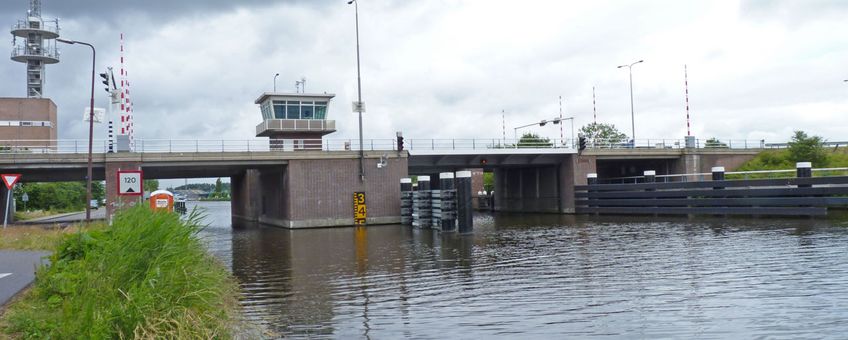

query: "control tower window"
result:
(273, 102), (285, 119)
(314, 103), (327, 119)
(301, 101), (314, 119)
(286, 103), (299, 119)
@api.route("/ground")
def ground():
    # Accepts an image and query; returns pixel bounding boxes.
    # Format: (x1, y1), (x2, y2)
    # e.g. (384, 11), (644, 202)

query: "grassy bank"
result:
(0, 224), (94, 251)
(1, 207), (240, 339)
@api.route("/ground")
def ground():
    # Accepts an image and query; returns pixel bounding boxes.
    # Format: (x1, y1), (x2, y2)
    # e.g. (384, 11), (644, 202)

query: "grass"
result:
(0, 206), (241, 339)
(727, 148), (848, 180)
(0, 224), (96, 251)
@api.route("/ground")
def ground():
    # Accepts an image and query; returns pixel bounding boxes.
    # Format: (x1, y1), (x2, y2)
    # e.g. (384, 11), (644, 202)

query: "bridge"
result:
(0, 137), (765, 228)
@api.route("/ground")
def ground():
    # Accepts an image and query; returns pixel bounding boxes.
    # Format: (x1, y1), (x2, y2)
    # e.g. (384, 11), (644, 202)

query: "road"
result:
(0, 250), (49, 307)
(22, 208), (107, 224)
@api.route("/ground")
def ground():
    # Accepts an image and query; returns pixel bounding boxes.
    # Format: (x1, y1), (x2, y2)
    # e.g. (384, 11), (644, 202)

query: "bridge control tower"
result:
(255, 92), (336, 150)
(10, 0), (61, 98)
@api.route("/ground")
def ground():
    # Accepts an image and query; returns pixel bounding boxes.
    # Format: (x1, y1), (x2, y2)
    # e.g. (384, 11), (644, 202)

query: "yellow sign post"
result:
(353, 192), (367, 225)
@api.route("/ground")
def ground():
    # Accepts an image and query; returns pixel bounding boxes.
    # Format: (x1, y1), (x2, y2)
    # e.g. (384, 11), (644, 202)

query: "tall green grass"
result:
(2, 207), (240, 339)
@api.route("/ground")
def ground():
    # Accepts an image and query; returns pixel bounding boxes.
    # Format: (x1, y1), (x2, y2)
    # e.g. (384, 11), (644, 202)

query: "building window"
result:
(314, 103), (327, 119)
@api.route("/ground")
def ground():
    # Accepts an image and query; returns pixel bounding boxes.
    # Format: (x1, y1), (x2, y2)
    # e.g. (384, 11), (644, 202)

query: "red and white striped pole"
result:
(685, 64), (691, 136)
(592, 86), (597, 124)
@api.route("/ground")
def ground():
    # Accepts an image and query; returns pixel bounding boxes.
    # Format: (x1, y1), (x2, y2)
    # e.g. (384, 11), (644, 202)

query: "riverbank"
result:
(0, 207), (242, 339)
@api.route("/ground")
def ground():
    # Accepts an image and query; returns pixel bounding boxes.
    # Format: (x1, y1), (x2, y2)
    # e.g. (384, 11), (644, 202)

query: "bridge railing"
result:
(588, 138), (767, 149)
(0, 137), (783, 154)
(0, 138), (578, 154)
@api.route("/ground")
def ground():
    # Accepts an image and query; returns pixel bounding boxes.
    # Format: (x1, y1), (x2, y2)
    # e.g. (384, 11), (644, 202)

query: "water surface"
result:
(192, 201), (848, 339)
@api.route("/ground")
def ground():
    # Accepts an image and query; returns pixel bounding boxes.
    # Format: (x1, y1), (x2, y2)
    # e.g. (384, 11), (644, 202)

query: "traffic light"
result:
(99, 72), (110, 93)
(396, 131), (404, 152)
(579, 136), (587, 151)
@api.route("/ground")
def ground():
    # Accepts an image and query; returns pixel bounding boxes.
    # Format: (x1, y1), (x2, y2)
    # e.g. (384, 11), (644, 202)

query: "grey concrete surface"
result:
(0, 250), (49, 307)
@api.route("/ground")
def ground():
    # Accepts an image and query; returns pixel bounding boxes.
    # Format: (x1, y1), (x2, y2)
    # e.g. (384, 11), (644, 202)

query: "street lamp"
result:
(349, 0), (365, 182)
(513, 117), (574, 147)
(617, 59), (643, 147)
(273, 73), (280, 92)
(57, 38), (96, 223)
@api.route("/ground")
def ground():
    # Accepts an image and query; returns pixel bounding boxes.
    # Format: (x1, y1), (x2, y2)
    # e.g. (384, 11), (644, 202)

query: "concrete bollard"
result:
(439, 172), (456, 232)
(797, 162), (812, 188)
(712, 166), (725, 190)
(456, 171), (473, 234)
(587, 173), (598, 185)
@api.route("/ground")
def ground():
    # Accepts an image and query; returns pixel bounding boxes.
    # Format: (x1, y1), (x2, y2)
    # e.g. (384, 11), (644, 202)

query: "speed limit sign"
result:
(117, 170), (143, 196)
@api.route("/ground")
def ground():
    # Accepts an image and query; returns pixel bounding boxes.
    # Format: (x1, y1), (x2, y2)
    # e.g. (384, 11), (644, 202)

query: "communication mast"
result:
(10, 0), (61, 98)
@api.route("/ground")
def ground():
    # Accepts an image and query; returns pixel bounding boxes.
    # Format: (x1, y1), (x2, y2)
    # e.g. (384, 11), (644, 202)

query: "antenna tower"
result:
(11, 0), (61, 98)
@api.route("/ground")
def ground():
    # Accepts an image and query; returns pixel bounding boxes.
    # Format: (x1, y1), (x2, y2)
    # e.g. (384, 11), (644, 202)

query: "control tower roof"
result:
(255, 92), (335, 105)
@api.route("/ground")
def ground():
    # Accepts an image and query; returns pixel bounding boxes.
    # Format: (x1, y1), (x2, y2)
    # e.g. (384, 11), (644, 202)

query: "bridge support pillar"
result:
(558, 155), (577, 213)
(231, 169), (261, 224)
(105, 161), (143, 221)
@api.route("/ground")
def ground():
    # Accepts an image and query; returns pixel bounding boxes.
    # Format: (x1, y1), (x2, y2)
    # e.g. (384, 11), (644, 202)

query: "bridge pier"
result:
(105, 161), (143, 220)
(230, 169), (261, 223)
(231, 153), (408, 228)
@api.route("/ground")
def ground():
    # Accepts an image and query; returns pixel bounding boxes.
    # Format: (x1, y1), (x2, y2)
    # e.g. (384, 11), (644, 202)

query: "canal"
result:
(190, 201), (848, 338)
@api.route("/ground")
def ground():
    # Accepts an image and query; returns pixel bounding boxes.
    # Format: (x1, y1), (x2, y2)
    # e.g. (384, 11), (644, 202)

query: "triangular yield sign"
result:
(1, 174), (21, 190)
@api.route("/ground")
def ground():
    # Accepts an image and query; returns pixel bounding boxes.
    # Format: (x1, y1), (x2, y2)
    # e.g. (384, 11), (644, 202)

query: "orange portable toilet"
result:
(149, 190), (175, 212)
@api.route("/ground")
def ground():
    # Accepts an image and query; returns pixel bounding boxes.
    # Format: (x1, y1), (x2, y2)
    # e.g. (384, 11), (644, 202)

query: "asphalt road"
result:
(22, 208), (107, 224)
(0, 250), (49, 307)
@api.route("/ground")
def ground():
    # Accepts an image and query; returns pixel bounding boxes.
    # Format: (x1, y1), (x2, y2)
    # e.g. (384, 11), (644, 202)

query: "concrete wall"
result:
(0, 98), (57, 146)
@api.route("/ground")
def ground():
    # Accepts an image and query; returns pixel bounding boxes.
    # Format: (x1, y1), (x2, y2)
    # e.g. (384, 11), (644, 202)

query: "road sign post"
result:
(2, 174), (22, 229)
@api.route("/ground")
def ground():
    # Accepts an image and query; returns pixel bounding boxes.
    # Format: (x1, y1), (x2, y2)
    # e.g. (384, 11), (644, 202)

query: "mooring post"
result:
(439, 172), (456, 232)
(417, 176), (431, 228)
(712, 166), (725, 190)
(400, 178), (413, 225)
(797, 162), (812, 188)
(456, 171), (473, 233)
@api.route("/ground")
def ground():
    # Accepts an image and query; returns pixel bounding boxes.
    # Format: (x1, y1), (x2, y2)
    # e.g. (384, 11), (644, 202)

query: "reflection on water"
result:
(192, 201), (848, 338)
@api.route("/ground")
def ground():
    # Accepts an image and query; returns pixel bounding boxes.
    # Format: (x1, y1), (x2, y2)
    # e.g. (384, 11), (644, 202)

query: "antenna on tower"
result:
(295, 77), (307, 93)
(685, 65), (691, 136)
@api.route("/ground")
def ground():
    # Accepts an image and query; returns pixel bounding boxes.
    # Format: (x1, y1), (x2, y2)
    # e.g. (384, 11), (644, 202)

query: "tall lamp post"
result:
(273, 73), (280, 92)
(617, 59), (643, 147)
(57, 38), (96, 223)
(348, 0), (365, 182)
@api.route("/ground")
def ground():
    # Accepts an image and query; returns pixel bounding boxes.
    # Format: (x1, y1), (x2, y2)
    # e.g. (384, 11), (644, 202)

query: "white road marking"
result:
(0, 273), (11, 279)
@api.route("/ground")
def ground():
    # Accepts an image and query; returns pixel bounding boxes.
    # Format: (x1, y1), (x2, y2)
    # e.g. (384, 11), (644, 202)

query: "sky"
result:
(2, 0), (848, 148)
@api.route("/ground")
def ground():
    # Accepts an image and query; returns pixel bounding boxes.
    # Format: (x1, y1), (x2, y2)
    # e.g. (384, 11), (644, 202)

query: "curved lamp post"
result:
(57, 38), (96, 223)
(617, 59), (643, 147)
(274, 73), (280, 92)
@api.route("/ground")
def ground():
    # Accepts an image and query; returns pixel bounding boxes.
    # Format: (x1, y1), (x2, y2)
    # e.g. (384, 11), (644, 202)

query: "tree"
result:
(517, 133), (552, 148)
(144, 179), (159, 193)
(14, 181), (104, 212)
(787, 130), (827, 167)
(579, 123), (628, 144)
(704, 138), (728, 148)
(214, 178), (223, 195)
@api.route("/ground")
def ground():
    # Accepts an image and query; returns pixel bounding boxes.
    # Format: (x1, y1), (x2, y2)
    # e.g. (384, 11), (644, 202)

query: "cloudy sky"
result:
(2, 0), (847, 145)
